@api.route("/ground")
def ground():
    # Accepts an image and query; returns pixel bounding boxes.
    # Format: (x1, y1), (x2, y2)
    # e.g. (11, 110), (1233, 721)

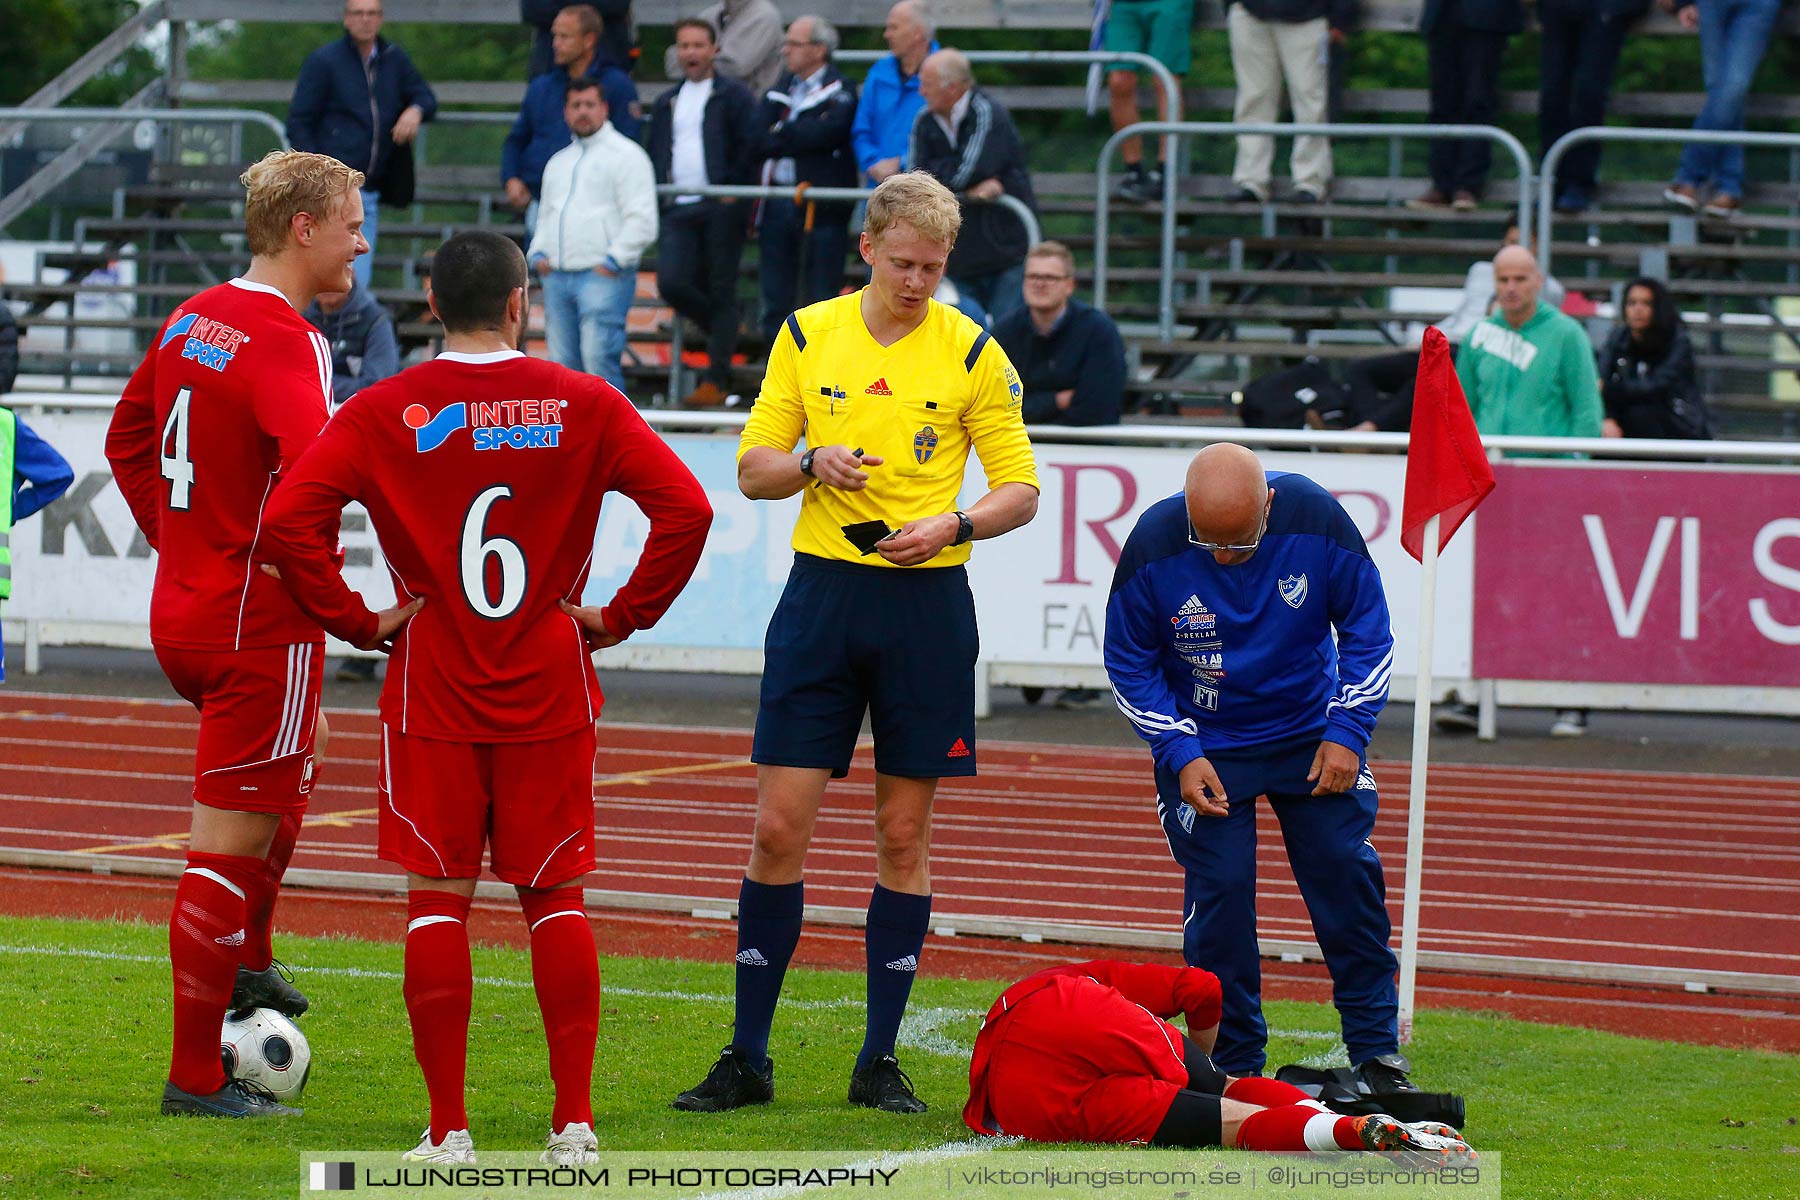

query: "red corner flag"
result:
(1401, 327), (1495, 562)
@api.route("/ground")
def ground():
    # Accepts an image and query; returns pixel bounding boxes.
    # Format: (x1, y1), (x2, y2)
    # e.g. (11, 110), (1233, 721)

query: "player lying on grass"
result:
(965, 960), (1473, 1158)
(261, 230), (713, 1164)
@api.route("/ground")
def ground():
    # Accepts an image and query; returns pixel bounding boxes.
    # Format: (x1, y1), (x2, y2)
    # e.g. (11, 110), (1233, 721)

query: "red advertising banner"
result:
(1472, 461), (1800, 686)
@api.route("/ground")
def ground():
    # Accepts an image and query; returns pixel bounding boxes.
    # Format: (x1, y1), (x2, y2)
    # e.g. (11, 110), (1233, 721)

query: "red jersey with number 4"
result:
(106, 278), (334, 651)
(260, 350), (713, 742)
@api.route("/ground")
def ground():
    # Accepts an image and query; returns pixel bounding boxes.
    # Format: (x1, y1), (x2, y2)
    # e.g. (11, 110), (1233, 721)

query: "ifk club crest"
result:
(1278, 574), (1308, 609)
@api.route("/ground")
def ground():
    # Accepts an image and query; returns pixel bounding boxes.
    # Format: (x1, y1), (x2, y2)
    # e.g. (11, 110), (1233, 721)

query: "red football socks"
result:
(169, 852), (260, 1094)
(241, 813), (303, 973)
(1228, 1077), (1363, 1151)
(520, 885), (598, 1131)
(404, 889), (474, 1141)
(1223, 1076), (1315, 1108)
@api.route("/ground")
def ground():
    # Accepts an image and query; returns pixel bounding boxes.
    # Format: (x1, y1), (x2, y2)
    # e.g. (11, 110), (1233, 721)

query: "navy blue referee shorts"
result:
(753, 553), (979, 779)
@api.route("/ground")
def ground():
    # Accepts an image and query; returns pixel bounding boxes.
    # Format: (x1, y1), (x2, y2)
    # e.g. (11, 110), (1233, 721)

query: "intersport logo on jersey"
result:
(402, 399), (566, 453)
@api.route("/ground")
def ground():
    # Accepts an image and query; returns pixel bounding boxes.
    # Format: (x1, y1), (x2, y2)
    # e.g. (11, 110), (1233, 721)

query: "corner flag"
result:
(1400, 327), (1494, 562)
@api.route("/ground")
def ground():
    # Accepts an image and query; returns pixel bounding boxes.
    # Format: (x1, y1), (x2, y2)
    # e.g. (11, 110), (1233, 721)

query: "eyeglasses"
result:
(1188, 506), (1268, 554)
(1023, 273), (1072, 284)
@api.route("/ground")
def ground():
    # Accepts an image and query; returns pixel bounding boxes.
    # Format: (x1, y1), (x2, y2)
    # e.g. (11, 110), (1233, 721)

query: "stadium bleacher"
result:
(6, 0), (1800, 437)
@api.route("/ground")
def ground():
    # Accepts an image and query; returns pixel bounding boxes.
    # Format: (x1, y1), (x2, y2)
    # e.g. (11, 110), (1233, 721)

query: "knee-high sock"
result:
(1235, 1102), (1368, 1152)
(858, 884), (931, 1071)
(1223, 1076), (1316, 1108)
(405, 890), (473, 1142)
(170, 852), (260, 1094)
(730, 878), (804, 1068)
(241, 812), (303, 972)
(520, 886), (598, 1132)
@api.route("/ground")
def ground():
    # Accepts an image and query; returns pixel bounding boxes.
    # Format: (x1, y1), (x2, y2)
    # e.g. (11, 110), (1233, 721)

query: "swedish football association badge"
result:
(913, 425), (939, 464)
(1278, 574), (1308, 609)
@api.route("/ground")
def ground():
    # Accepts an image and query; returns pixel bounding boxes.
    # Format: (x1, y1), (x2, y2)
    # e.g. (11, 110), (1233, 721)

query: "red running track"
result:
(3, 691), (1798, 1050)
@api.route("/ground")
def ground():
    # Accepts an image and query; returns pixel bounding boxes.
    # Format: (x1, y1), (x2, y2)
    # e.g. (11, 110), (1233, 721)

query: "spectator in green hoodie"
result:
(1455, 244), (1601, 440)
(1443, 242), (1601, 739)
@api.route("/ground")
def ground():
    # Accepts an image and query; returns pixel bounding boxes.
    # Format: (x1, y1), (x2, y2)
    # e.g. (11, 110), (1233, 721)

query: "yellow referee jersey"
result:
(738, 291), (1039, 567)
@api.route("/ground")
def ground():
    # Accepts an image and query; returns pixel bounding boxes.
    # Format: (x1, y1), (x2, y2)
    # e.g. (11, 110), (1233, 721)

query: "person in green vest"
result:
(0, 400), (76, 681)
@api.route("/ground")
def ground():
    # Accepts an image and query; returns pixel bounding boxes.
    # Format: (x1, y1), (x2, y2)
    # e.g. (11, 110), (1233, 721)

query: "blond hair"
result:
(240, 150), (364, 257)
(864, 170), (960, 248)
(1027, 239), (1076, 276)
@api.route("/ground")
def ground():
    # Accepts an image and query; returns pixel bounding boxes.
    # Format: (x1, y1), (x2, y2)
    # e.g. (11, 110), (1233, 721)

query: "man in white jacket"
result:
(527, 76), (657, 392)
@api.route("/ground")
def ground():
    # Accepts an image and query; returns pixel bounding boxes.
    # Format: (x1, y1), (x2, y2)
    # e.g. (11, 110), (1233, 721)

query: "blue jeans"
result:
(354, 187), (379, 290)
(953, 262), (1025, 327)
(543, 267), (635, 393)
(1676, 0), (1782, 198)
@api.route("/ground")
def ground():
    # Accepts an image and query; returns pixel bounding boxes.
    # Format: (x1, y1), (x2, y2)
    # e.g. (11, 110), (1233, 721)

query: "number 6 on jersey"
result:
(461, 485), (526, 618)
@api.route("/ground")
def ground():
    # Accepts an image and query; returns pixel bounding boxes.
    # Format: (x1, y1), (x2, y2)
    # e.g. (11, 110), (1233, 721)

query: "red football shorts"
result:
(155, 642), (324, 815)
(981, 974), (1192, 1144)
(376, 722), (599, 887)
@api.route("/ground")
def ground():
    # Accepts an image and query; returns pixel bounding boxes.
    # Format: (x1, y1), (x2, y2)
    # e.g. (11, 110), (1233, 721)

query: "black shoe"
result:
(1232, 186), (1266, 205)
(1354, 1052), (1418, 1094)
(672, 1046), (774, 1112)
(848, 1053), (928, 1113)
(1433, 702), (1479, 734)
(1112, 169), (1152, 204)
(231, 961), (309, 1018)
(161, 1077), (301, 1118)
(334, 658), (377, 682)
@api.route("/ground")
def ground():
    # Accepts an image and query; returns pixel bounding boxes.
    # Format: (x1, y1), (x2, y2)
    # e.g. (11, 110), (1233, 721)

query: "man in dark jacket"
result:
(287, 0), (436, 289)
(648, 17), (760, 407)
(503, 4), (643, 240)
(1409, 0), (1522, 210)
(1538, 0), (1648, 213)
(908, 49), (1038, 325)
(522, 0), (634, 78)
(753, 15), (859, 343)
(993, 241), (1125, 428)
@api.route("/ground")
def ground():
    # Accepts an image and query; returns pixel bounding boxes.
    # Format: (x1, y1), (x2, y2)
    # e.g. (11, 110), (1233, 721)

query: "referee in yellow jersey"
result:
(674, 172), (1040, 1116)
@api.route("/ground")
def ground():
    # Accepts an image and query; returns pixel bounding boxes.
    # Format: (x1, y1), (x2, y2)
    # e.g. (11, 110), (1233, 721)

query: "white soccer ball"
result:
(220, 1007), (311, 1102)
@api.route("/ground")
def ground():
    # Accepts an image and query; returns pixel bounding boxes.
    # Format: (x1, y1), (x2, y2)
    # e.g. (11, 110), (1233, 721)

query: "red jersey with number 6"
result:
(259, 350), (713, 741)
(105, 278), (334, 651)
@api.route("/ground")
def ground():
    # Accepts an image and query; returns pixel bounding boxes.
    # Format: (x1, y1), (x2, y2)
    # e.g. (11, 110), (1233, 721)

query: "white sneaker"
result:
(1550, 709), (1588, 738)
(541, 1120), (600, 1165)
(403, 1128), (475, 1164)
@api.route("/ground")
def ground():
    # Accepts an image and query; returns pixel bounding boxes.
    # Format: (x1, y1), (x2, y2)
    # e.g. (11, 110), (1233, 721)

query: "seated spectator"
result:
(1600, 276), (1712, 440)
(1665, 0), (1782, 218)
(649, 18), (760, 407)
(303, 280), (401, 682)
(1226, 0), (1355, 204)
(504, 5), (642, 241)
(994, 242), (1125, 427)
(286, 0), (436, 290)
(529, 77), (658, 394)
(1411, 0), (1521, 211)
(934, 277), (987, 326)
(908, 49), (1038, 324)
(523, 0), (634, 78)
(304, 281), (401, 407)
(1538, 0), (1646, 214)
(754, 16), (859, 345)
(666, 0), (785, 94)
(1106, 0), (1191, 203)
(852, 1), (938, 186)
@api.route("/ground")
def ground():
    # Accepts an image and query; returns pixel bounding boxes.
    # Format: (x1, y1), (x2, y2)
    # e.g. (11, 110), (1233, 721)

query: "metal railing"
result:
(1538, 125), (1800, 275)
(1094, 121), (1535, 341)
(0, 105), (290, 232)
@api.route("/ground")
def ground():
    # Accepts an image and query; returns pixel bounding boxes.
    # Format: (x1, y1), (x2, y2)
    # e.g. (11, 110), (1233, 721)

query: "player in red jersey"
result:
(965, 960), (1473, 1158)
(106, 150), (415, 1119)
(260, 230), (713, 1164)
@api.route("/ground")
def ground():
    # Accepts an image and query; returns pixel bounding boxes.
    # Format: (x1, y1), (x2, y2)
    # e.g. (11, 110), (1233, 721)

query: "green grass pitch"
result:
(0, 914), (1795, 1199)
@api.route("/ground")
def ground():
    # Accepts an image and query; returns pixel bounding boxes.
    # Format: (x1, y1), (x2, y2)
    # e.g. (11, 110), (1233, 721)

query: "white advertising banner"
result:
(9, 413), (1474, 685)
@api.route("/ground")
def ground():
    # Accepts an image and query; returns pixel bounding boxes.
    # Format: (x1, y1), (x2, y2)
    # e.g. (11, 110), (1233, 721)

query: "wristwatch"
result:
(952, 510), (975, 546)
(799, 447), (818, 478)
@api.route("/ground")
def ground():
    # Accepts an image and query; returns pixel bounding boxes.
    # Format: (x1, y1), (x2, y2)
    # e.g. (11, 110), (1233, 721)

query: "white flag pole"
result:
(1396, 510), (1440, 1045)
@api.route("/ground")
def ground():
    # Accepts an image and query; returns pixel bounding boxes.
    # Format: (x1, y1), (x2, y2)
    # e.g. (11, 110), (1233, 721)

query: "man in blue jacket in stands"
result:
(850, 0), (936, 186)
(287, 0), (437, 290)
(1104, 442), (1414, 1098)
(504, 4), (643, 240)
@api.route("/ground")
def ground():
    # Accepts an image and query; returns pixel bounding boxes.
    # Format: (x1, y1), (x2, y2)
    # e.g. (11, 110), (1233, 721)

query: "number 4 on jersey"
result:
(161, 386), (195, 510)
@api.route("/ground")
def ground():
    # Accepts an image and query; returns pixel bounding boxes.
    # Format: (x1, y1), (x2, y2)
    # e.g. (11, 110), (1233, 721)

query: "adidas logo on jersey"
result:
(947, 738), (970, 758)
(865, 378), (893, 395)
(214, 929), (246, 948)
(736, 948), (770, 966)
(1178, 595), (1209, 615)
(885, 955), (919, 972)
